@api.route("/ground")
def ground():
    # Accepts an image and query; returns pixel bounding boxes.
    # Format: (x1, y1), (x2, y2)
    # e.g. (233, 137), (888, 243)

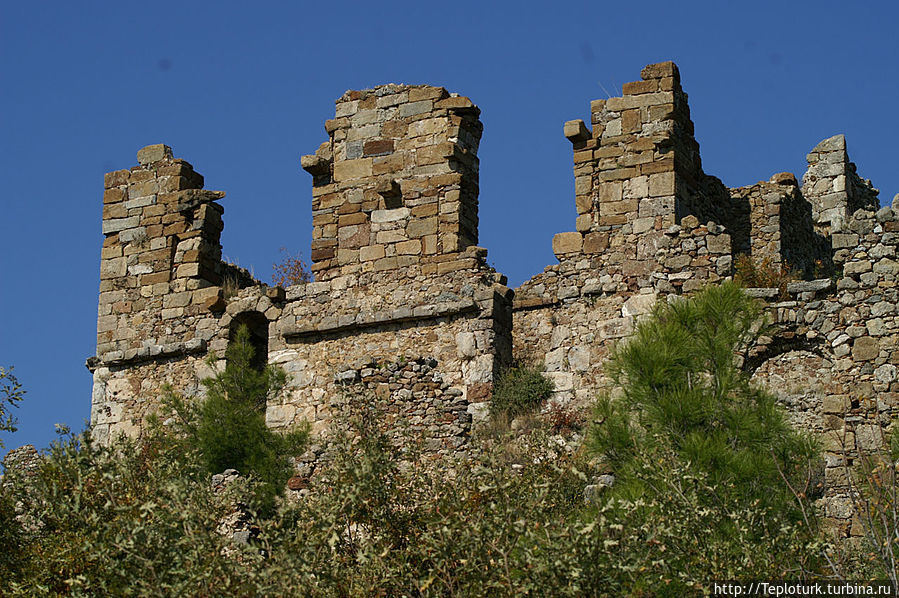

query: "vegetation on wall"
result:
(158, 324), (308, 513)
(489, 362), (554, 418)
(3, 284), (896, 594)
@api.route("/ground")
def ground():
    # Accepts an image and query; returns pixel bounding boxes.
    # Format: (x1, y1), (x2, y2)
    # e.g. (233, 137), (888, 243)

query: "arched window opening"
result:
(228, 311), (269, 372)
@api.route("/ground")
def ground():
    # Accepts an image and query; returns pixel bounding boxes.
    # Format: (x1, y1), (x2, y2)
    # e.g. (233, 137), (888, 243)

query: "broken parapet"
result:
(728, 173), (830, 277)
(91, 144), (262, 442)
(803, 134), (880, 235)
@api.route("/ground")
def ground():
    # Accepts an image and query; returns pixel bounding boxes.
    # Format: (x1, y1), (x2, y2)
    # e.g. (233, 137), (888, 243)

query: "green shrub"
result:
(0, 429), (262, 596)
(160, 324), (308, 514)
(490, 362), (554, 418)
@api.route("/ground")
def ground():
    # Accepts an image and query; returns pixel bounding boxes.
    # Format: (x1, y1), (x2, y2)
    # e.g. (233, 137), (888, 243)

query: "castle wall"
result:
(90, 90), (511, 466)
(90, 62), (897, 535)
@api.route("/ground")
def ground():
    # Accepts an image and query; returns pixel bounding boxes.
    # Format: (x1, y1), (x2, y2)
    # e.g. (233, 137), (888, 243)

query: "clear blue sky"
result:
(2, 1), (897, 451)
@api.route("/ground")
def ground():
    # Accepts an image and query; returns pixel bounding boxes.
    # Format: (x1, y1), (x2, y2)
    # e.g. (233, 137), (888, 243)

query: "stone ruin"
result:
(88, 62), (898, 535)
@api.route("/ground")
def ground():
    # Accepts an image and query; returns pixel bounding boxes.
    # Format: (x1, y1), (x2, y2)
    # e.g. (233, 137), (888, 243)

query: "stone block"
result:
(598, 181), (622, 202)
(407, 217), (437, 238)
(831, 233), (859, 249)
(564, 119), (590, 142)
(137, 144), (172, 165)
(371, 207), (410, 223)
(705, 233), (731, 254)
(640, 61), (678, 80)
(552, 232), (582, 255)
(648, 171), (675, 197)
(583, 231), (609, 254)
(852, 337), (879, 361)
(103, 187), (124, 204)
(102, 216), (141, 235)
(396, 240), (422, 255)
(360, 244), (386, 262)
(333, 158), (373, 181)
(399, 100), (433, 118)
(104, 169), (130, 189)
(622, 79), (658, 95)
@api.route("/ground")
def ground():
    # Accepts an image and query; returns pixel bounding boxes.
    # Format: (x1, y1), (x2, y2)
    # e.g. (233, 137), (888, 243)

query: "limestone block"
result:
(564, 119), (590, 142)
(552, 232), (582, 256)
(455, 332), (477, 359)
(843, 261), (872, 275)
(875, 364), (897, 383)
(567, 346), (591, 372)
(705, 233), (730, 254)
(137, 144), (172, 165)
(545, 371), (573, 392)
(102, 216), (141, 235)
(371, 207), (410, 223)
(856, 424), (884, 452)
(600, 317), (633, 339)
(622, 293), (657, 318)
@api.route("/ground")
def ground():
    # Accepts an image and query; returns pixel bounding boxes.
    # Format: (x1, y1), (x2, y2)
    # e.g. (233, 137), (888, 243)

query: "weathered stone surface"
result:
(92, 64), (899, 540)
(137, 144), (172, 165)
(552, 232), (582, 255)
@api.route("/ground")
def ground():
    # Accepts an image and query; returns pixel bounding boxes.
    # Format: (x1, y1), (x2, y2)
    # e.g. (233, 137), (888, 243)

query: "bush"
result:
(0, 429), (260, 596)
(271, 247), (310, 287)
(490, 362), (554, 418)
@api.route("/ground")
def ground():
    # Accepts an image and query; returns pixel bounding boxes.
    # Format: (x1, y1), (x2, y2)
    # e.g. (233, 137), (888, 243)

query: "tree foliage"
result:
(160, 324), (307, 513)
(588, 282), (823, 575)
(0, 366), (25, 449)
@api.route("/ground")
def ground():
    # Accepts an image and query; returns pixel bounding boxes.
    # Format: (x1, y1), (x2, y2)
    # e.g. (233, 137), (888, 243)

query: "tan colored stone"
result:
(552, 232), (582, 255)
(333, 158), (373, 181)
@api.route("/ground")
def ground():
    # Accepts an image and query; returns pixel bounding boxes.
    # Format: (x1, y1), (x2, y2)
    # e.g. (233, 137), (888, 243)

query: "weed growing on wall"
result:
(489, 362), (554, 418)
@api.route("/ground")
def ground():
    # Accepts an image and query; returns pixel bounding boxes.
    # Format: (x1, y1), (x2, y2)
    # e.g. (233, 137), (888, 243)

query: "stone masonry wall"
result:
(90, 88), (511, 469)
(803, 134), (880, 235)
(89, 62), (895, 534)
(511, 63), (889, 536)
(302, 84), (482, 282)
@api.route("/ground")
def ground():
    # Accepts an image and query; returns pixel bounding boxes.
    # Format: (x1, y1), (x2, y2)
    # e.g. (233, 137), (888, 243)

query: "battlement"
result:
(90, 63), (898, 534)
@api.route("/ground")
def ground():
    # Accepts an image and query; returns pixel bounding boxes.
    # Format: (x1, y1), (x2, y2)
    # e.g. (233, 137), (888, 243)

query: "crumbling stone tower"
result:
(301, 85), (482, 280)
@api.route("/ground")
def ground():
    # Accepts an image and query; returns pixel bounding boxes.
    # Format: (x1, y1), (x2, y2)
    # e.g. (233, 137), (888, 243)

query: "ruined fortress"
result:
(89, 62), (898, 535)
